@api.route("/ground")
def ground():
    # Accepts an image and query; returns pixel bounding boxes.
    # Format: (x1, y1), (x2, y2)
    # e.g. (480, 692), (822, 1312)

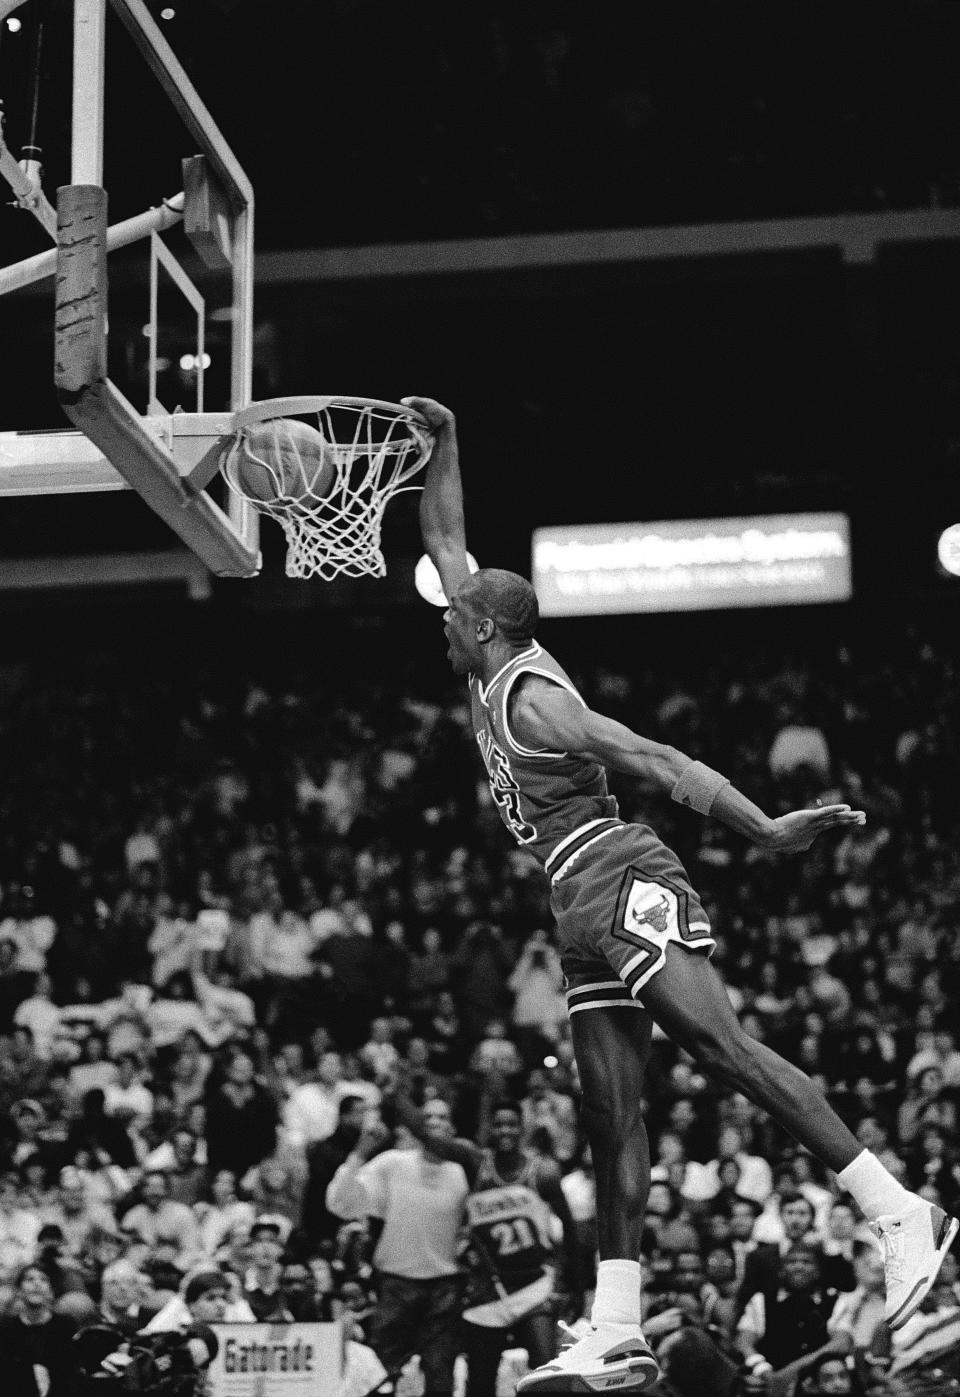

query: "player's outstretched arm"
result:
(402, 396), (474, 602)
(511, 678), (865, 853)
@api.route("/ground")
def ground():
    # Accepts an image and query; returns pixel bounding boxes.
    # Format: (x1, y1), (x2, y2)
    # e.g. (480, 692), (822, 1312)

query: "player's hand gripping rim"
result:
(762, 801), (866, 854)
(400, 396), (456, 432)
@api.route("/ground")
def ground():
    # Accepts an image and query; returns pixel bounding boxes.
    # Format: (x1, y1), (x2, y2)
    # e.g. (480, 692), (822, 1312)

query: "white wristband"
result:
(670, 760), (730, 815)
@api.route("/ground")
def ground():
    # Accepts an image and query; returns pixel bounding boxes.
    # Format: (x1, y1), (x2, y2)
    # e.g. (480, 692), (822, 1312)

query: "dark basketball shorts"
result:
(547, 820), (716, 1016)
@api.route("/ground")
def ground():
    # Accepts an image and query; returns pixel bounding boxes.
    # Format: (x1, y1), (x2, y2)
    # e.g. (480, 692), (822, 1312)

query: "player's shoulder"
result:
(511, 667), (578, 710)
(510, 672), (587, 744)
(512, 642), (583, 694)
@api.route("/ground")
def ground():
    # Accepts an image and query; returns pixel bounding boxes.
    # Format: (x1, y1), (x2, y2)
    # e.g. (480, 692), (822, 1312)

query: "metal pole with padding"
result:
(55, 183), (108, 398)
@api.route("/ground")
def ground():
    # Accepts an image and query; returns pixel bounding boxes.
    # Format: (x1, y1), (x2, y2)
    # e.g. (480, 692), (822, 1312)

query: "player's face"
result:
(491, 1110), (522, 1151)
(443, 589), (481, 675)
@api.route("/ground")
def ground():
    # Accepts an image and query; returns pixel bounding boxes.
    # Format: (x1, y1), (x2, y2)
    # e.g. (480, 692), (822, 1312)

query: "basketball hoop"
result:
(220, 396), (434, 580)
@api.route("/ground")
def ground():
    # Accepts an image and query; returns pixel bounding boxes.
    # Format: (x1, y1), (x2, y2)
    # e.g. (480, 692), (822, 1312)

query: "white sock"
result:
(590, 1259), (642, 1327)
(837, 1149), (915, 1222)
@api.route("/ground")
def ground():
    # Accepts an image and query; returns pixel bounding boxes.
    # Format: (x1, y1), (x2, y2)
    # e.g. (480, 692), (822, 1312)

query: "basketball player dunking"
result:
(401, 395), (959, 1393)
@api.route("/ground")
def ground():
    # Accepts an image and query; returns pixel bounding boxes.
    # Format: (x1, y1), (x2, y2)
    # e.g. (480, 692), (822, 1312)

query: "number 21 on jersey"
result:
(489, 1216), (538, 1256)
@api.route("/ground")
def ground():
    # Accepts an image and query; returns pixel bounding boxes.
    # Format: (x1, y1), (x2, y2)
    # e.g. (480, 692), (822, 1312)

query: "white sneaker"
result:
(515, 1320), (660, 1393)
(871, 1198), (959, 1330)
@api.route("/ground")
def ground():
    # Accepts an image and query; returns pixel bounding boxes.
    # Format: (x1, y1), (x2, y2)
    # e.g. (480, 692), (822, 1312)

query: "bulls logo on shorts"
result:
(624, 881), (675, 938)
(600, 870), (716, 998)
(556, 830), (717, 1011)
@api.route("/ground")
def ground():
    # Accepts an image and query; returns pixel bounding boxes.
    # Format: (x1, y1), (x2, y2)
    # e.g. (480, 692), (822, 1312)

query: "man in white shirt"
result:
(326, 1098), (473, 1397)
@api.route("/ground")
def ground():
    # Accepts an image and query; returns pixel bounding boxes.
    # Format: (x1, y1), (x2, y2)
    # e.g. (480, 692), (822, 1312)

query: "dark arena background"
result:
(0, 5), (959, 1397)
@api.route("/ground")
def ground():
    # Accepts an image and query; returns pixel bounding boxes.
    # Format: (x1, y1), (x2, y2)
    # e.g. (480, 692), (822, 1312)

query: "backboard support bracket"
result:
(0, 0), (261, 580)
(182, 154), (233, 273)
(54, 183), (259, 577)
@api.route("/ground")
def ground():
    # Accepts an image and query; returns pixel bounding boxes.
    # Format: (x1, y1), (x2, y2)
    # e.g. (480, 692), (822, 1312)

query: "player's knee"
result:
(580, 1092), (630, 1143)
(581, 1084), (644, 1146)
(580, 1094), (618, 1143)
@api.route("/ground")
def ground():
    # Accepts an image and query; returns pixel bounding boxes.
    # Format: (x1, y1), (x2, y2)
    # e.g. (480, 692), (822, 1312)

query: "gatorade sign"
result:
(209, 1323), (343, 1397)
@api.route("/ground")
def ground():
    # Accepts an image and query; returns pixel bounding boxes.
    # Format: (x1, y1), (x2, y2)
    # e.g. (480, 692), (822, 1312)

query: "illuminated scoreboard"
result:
(532, 513), (852, 616)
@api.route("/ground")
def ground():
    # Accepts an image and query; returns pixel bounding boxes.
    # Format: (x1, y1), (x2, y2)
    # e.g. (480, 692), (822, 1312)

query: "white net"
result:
(220, 398), (433, 580)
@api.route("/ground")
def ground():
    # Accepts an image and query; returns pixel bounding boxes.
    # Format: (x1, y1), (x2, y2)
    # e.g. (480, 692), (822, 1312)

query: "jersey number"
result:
(489, 1217), (538, 1256)
(482, 740), (537, 843)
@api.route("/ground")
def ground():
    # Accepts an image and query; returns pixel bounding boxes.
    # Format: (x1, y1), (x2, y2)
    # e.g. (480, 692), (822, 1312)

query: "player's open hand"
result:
(400, 396), (456, 431)
(763, 803), (866, 854)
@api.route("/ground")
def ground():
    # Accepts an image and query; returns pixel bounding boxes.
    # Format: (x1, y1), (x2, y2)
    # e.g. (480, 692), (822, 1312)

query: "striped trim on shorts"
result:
(565, 974), (650, 1016)
(545, 817), (623, 883)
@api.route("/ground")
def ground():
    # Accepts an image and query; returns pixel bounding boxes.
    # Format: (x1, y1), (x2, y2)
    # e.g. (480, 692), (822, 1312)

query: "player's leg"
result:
(571, 1005), (653, 1261)
(517, 1003), (660, 1392)
(639, 943), (959, 1328)
(640, 944), (857, 1168)
(520, 1307), (561, 1369)
(461, 1320), (505, 1397)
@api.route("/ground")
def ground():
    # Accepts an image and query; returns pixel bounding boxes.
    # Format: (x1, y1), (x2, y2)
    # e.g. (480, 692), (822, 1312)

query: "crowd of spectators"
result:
(0, 607), (958, 1395)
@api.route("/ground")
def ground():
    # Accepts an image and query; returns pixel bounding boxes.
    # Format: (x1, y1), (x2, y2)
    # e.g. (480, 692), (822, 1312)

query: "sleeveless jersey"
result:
(463, 1151), (556, 1308)
(468, 642), (619, 869)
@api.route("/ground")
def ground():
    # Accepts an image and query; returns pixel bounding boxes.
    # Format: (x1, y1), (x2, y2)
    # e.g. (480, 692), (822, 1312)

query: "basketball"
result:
(230, 417), (337, 504)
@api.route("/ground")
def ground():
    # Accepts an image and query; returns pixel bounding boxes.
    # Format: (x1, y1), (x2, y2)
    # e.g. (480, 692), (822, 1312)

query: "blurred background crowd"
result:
(0, 605), (958, 1396)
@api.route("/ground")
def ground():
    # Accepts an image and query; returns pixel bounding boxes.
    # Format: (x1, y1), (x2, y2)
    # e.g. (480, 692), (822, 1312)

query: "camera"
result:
(75, 1324), (219, 1396)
